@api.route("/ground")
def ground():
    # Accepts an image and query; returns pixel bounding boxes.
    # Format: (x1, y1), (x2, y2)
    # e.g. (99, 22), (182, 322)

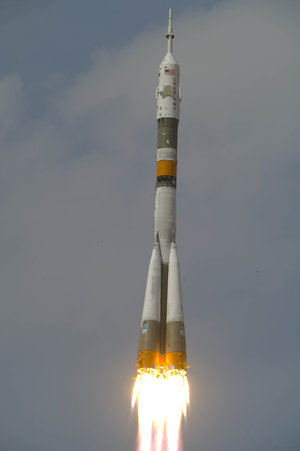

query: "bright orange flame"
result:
(132, 369), (189, 451)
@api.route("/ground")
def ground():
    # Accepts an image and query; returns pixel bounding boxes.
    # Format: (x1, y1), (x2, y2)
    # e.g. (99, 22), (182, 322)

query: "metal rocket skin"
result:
(137, 9), (186, 372)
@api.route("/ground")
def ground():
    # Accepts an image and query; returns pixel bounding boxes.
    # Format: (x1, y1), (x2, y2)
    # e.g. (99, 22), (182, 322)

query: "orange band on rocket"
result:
(156, 160), (177, 177)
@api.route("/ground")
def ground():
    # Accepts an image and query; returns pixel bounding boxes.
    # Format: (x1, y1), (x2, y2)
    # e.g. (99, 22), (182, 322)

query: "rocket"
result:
(136, 9), (186, 373)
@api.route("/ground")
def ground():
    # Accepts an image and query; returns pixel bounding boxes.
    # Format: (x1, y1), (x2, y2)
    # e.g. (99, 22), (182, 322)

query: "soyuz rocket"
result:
(136, 9), (186, 373)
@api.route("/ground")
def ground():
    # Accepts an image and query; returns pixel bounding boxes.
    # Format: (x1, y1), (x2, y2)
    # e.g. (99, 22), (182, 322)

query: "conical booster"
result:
(166, 241), (186, 370)
(136, 240), (161, 370)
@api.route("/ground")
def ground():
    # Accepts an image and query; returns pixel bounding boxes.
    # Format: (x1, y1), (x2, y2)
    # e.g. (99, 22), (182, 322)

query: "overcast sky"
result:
(1, 1), (300, 450)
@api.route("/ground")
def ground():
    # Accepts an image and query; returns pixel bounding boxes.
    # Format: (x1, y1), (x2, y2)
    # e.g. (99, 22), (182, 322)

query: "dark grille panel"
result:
(156, 175), (177, 188)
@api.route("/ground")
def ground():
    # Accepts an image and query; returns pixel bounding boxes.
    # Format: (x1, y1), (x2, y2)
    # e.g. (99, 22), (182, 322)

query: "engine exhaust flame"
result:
(132, 369), (189, 451)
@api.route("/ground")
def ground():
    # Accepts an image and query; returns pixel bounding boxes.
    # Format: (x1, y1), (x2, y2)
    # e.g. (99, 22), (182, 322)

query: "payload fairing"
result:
(136, 9), (186, 373)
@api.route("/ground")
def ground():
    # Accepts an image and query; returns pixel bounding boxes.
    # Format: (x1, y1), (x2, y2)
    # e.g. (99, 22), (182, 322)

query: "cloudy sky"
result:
(1, 0), (300, 450)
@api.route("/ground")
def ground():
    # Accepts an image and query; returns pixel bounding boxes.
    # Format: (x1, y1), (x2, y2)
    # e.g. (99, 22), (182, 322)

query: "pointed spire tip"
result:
(168, 8), (173, 34)
(166, 8), (174, 52)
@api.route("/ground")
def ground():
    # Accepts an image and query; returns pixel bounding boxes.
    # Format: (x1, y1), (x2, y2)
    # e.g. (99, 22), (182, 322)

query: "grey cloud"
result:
(0, 74), (23, 138)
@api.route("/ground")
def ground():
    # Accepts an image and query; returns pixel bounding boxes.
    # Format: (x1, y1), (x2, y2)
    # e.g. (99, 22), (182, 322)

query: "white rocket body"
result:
(154, 18), (181, 264)
(137, 9), (186, 372)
